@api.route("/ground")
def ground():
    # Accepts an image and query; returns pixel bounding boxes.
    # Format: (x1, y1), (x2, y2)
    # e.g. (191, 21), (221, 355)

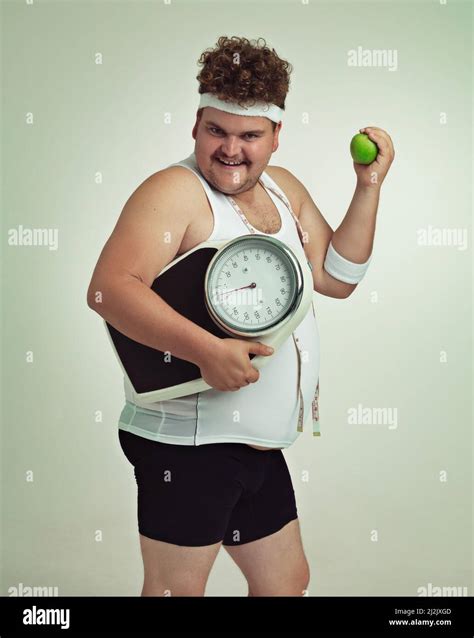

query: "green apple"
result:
(350, 133), (378, 165)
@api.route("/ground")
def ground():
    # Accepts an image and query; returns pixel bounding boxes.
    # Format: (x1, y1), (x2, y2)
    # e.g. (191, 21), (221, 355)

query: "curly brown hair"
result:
(196, 36), (292, 128)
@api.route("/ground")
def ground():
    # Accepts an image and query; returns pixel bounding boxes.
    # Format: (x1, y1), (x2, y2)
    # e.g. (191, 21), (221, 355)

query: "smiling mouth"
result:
(216, 158), (248, 168)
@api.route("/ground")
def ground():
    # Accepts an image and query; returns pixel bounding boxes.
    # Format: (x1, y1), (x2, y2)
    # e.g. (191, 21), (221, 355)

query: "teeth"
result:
(219, 159), (245, 166)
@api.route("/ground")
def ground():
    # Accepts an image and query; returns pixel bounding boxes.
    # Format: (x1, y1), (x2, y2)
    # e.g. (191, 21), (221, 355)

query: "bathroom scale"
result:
(104, 234), (314, 403)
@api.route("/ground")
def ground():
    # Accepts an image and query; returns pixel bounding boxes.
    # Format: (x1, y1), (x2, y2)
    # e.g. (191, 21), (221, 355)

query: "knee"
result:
(141, 577), (207, 597)
(294, 559), (311, 595)
(300, 560), (311, 594)
(250, 560), (311, 597)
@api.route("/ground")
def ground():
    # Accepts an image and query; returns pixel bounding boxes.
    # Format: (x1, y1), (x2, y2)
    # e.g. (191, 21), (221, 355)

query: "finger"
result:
(364, 130), (391, 156)
(248, 342), (274, 356)
(247, 368), (260, 383)
(361, 127), (394, 153)
(360, 126), (384, 134)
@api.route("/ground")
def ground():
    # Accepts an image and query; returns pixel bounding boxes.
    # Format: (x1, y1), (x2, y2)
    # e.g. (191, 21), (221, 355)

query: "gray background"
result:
(1, 0), (472, 596)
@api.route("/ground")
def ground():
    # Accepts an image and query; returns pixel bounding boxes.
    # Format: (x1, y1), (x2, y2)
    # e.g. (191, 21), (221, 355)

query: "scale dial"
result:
(204, 235), (304, 337)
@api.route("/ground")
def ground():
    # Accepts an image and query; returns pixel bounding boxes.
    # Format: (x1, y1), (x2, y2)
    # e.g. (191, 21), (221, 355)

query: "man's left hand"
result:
(353, 126), (395, 189)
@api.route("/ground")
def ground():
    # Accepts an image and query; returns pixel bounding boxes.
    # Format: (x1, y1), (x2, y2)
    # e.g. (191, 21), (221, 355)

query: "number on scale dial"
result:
(205, 236), (299, 335)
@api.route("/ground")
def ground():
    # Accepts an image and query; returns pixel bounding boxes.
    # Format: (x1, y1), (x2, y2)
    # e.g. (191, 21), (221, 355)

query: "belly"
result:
(195, 328), (302, 448)
(245, 302), (320, 451)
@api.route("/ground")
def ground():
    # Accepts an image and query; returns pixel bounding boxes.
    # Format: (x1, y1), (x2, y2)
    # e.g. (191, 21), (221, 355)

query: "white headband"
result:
(198, 92), (284, 123)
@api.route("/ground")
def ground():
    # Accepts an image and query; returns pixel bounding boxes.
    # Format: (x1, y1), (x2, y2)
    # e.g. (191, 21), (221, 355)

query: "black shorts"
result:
(118, 429), (298, 547)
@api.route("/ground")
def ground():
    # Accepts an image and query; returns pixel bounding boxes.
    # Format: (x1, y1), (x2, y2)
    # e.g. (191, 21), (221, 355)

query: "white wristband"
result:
(323, 240), (372, 284)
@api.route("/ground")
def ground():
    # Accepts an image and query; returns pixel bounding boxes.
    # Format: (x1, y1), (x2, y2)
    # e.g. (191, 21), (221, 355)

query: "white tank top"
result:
(118, 152), (321, 448)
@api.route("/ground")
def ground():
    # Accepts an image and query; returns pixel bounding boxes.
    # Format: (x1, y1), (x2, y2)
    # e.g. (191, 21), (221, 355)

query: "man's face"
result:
(192, 107), (281, 196)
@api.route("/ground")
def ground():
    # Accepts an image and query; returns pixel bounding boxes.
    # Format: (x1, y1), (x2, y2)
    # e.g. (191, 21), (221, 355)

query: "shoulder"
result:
(265, 165), (306, 217)
(129, 165), (208, 215)
(146, 164), (205, 193)
(115, 165), (209, 248)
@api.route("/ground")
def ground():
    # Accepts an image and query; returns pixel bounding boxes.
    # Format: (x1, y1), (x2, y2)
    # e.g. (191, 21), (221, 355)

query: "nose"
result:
(220, 136), (242, 158)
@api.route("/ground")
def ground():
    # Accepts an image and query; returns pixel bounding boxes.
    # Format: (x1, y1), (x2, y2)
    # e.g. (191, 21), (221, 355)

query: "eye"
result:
(209, 127), (223, 135)
(244, 133), (258, 140)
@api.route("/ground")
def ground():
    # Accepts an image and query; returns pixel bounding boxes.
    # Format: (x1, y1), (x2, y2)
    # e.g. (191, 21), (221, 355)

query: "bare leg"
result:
(224, 518), (310, 596)
(139, 533), (223, 597)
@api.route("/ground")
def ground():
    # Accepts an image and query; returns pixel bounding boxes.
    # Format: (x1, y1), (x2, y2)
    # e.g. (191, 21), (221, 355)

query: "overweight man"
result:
(87, 36), (394, 597)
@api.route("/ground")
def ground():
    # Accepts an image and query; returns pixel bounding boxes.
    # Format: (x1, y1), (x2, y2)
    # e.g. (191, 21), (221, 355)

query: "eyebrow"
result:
(204, 120), (267, 135)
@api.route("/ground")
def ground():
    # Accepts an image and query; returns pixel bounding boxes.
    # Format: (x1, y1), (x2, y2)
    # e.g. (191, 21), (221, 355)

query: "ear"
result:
(192, 109), (203, 140)
(272, 121), (282, 152)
